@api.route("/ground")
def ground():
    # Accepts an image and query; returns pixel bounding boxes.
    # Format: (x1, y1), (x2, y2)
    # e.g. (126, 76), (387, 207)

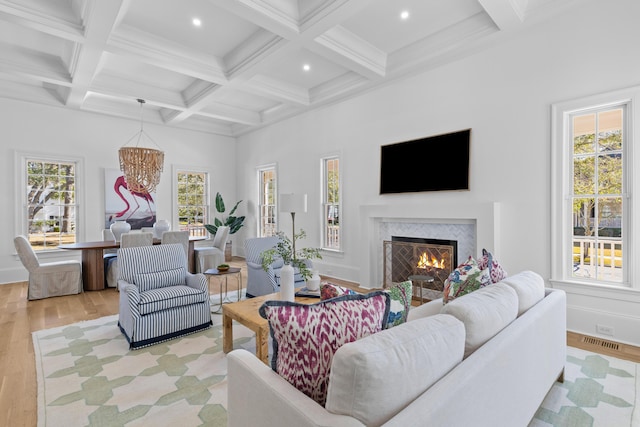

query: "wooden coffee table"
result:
(222, 292), (318, 365)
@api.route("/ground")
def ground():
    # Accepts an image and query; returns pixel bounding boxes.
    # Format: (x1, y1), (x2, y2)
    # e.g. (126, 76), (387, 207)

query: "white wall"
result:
(1, 98), (234, 284)
(236, 0), (640, 345)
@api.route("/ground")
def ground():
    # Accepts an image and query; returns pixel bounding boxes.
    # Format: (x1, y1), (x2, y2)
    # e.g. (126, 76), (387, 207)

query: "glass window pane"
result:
(597, 154), (622, 194)
(573, 156), (595, 195)
(573, 197), (595, 237)
(573, 114), (595, 154)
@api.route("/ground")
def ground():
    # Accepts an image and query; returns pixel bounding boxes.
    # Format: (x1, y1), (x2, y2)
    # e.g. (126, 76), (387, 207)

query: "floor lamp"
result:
(280, 193), (307, 259)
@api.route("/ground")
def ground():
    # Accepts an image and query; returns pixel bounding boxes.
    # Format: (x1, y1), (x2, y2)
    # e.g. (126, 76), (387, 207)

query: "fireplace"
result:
(383, 236), (458, 302)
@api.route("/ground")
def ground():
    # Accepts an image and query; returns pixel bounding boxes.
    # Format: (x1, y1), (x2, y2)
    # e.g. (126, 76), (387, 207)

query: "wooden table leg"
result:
(256, 324), (270, 365)
(82, 248), (105, 291)
(188, 240), (196, 273)
(223, 311), (233, 354)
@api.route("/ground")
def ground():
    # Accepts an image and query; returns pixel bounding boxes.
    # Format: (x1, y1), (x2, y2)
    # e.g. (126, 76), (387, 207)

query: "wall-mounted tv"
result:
(380, 129), (471, 194)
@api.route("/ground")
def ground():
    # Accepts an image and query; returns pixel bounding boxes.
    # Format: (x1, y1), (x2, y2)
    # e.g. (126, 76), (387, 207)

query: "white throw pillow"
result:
(441, 282), (518, 357)
(500, 270), (545, 316)
(325, 314), (465, 426)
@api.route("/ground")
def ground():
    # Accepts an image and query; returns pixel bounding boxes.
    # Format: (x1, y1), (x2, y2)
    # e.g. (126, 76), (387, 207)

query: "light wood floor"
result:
(2, 260), (638, 427)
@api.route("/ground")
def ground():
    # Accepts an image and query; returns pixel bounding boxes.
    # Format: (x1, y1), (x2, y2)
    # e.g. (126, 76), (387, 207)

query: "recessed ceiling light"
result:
(192, 18), (202, 27)
(303, 64), (310, 72)
(400, 10), (410, 20)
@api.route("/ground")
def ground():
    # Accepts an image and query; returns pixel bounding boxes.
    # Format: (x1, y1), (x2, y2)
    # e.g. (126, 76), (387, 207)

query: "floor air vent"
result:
(582, 336), (620, 351)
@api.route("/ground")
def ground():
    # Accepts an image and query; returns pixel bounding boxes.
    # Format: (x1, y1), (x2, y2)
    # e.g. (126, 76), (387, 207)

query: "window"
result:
(258, 166), (277, 237)
(176, 170), (209, 237)
(551, 88), (638, 288)
(322, 156), (341, 251)
(21, 155), (79, 251)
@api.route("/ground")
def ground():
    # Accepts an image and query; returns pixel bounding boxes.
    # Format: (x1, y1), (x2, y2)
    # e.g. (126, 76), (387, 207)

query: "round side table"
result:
(204, 267), (243, 313)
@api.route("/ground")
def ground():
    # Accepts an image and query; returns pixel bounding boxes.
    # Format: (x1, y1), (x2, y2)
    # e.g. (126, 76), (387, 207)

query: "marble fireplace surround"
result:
(358, 202), (500, 288)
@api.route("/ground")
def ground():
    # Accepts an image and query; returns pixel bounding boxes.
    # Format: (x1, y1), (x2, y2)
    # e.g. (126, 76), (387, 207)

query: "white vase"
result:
(306, 269), (321, 291)
(153, 219), (171, 238)
(110, 220), (131, 242)
(279, 263), (295, 302)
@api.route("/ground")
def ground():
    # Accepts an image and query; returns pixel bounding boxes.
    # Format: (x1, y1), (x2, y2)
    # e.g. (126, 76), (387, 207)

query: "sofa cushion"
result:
(477, 248), (508, 283)
(259, 291), (390, 406)
(501, 270), (545, 316)
(384, 280), (412, 328)
(134, 267), (186, 292)
(442, 257), (491, 304)
(441, 282), (518, 357)
(138, 285), (207, 315)
(326, 314), (465, 426)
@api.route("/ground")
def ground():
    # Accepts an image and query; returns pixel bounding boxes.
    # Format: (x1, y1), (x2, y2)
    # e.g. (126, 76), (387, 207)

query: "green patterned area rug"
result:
(531, 347), (639, 426)
(33, 314), (254, 427)
(34, 316), (639, 427)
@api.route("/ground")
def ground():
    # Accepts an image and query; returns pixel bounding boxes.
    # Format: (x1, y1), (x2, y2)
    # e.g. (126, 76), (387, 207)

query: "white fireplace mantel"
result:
(358, 202), (501, 288)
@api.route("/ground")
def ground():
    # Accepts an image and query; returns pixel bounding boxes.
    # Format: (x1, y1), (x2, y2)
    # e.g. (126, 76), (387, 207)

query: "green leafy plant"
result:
(204, 192), (245, 235)
(261, 230), (322, 280)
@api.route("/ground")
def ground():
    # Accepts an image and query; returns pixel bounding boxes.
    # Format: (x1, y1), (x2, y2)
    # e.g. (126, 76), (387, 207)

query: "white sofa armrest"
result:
(228, 350), (365, 427)
(407, 298), (443, 322)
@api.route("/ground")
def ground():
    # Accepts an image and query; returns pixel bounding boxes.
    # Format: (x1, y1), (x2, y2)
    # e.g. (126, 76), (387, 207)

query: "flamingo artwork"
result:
(109, 175), (155, 222)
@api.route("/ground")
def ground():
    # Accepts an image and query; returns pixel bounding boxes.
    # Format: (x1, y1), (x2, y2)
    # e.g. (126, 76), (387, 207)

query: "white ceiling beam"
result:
(107, 25), (227, 85)
(388, 12), (498, 76)
(90, 74), (187, 111)
(66, 0), (128, 109)
(0, 0), (84, 42)
(312, 25), (386, 80)
(0, 44), (71, 86)
(198, 102), (262, 125)
(243, 75), (309, 106)
(478, 0), (527, 31)
(206, 0), (300, 39)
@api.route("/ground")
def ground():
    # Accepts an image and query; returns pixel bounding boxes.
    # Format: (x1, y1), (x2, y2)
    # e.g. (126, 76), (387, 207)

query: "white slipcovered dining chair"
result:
(13, 235), (83, 300)
(161, 231), (189, 262)
(195, 226), (229, 273)
(106, 232), (154, 288)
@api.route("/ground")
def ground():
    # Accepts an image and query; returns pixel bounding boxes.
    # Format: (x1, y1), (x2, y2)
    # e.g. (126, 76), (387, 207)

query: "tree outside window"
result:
(259, 167), (277, 237)
(322, 156), (341, 250)
(177, 171), (208, 237)
(26, 159), (77, 250)
(571, 108), (624, 282)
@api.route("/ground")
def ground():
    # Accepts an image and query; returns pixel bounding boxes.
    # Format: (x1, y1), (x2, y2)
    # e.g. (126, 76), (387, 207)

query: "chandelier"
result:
(118, 99), (164, 194)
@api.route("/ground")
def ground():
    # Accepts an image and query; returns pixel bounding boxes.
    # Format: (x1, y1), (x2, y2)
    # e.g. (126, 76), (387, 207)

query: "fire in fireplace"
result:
(383, 236), (458, 302)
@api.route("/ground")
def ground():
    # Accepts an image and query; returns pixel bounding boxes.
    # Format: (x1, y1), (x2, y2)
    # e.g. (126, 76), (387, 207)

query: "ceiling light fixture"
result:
(303, 64), (310, 72)
(118, 99), (164, 194)
(400, 10), (410, 20)
(192, 18), (202, 27)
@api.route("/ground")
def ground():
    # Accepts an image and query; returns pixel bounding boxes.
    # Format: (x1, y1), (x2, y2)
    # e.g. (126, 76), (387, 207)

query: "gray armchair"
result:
(13, 235), (82, 300)
(117, 243), (211, 349)
(244, 236), (308, 297)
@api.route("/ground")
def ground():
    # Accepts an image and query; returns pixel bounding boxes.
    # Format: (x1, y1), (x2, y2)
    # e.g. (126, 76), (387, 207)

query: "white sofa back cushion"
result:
(501, 270), (545, 316)
(442, 282), (518, 357)
(325, 314), (465, 426)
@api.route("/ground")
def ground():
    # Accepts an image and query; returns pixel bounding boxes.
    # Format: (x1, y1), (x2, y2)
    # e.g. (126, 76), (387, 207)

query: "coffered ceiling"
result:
(0, 0), (575, 136)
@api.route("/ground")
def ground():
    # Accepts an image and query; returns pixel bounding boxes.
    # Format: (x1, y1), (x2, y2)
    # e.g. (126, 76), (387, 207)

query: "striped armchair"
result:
(117, 243), (212, 349)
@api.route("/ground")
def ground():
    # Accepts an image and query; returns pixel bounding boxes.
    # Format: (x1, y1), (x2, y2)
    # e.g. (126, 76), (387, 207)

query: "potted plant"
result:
(204, 192), (245, 260)
(261, 230), (321, 281)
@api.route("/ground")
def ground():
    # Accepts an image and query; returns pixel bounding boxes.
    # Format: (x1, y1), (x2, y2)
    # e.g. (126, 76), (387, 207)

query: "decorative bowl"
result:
(217, 264), (230, 272)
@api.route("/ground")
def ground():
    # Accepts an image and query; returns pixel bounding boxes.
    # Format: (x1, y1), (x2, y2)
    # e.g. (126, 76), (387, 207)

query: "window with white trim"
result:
(258, 166), (277, 237)
(551, 88), (638, 288)
(321, 156), (341, 251)
(176, 170), (209, 237)
(20, 155), (79, 251)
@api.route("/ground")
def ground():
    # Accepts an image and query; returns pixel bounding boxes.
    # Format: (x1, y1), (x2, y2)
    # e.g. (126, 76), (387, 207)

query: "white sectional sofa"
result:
(227, 271), (566, 427)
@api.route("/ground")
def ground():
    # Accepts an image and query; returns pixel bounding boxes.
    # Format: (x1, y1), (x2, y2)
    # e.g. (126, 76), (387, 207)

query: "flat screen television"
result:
(380, 129), (470, 194)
